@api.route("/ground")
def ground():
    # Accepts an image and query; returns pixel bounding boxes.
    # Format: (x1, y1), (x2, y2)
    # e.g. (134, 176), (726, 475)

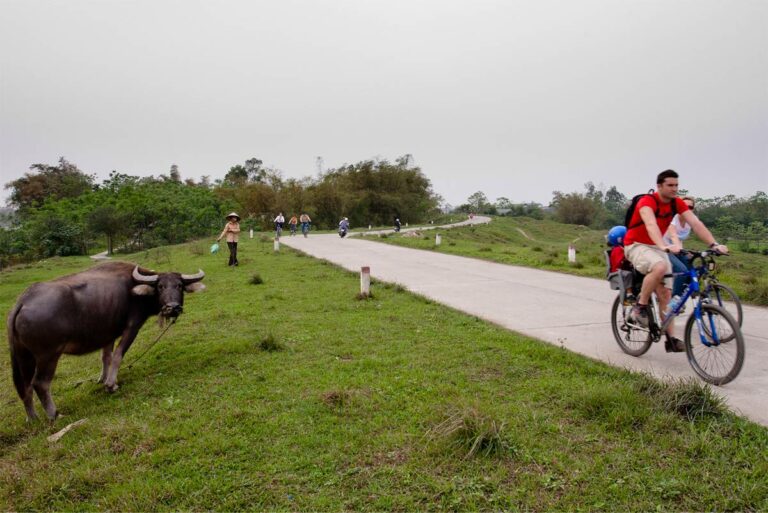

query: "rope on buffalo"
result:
(71, 319), (177, 389)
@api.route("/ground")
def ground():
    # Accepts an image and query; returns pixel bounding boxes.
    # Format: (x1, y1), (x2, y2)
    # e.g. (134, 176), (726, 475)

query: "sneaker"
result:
(628, 305), (649, 327)
(665, 337), (686, 353)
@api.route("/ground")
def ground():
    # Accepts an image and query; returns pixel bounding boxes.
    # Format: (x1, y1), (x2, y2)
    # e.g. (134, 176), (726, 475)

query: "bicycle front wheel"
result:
(684, 304), (744, 386)
(611, 295), (652, 356)
(705, 283), (743, 328)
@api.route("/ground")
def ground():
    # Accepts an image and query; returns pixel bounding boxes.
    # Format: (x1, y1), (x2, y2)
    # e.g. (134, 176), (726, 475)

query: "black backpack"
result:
(624, 190), (677, 229)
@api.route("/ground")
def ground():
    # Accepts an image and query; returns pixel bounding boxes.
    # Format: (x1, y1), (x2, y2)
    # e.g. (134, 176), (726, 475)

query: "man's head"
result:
(656, 169), (679, 200)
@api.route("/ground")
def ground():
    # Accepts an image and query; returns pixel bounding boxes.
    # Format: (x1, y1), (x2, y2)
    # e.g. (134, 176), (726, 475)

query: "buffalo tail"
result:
(7, 302), (27, 400)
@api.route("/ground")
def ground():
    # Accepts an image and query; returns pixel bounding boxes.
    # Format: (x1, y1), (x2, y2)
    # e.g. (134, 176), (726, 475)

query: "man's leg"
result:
(638, 261), (667, 306)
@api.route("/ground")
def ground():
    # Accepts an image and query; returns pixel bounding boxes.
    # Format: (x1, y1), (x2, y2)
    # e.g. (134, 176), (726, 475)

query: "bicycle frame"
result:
(656, 254), (725, 348)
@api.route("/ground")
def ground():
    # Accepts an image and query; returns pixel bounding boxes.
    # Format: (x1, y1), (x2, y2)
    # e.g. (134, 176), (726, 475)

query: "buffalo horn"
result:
(181, 269), (205, 284)
(132, 265), (158, 283)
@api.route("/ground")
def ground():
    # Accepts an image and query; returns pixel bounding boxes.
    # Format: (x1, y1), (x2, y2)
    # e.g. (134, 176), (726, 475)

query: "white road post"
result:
(568, 244), (576, 263)
(249, 228), (254, 239)
(274, 239), (280, 252)
(435, 233), (442, 246)
(360, 266), (371, 296)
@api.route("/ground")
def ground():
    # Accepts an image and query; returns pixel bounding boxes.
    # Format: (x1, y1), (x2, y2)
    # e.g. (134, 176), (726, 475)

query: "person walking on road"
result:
(217, 212), (241, 266)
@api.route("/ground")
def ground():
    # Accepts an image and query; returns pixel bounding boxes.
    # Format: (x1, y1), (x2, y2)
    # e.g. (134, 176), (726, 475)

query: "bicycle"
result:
(694, 252), (743, 327)
(609, 249), (745, 385)
(301, 222), (310, 238)
(275, 223), (283, 240)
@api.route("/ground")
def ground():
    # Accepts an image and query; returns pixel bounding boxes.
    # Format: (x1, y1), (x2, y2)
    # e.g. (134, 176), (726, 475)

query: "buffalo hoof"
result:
(105, 383), (119, 393)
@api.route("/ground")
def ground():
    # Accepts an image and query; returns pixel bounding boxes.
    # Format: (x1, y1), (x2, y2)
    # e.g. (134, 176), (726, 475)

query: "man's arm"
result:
(679, 210), (728, 253)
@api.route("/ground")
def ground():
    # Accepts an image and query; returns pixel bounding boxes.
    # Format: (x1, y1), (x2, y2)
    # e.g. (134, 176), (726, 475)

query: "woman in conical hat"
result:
(217, 212), (241, 266)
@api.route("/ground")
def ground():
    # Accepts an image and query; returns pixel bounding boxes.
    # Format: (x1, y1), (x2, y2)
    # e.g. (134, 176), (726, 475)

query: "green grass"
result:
(374, 216), (768, 305)
(1, 239), (767, 510)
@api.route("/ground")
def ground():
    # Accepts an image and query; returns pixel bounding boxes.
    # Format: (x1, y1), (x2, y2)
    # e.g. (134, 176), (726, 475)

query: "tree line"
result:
(458, 182), (768, 252)
(1, 156), (440, 267)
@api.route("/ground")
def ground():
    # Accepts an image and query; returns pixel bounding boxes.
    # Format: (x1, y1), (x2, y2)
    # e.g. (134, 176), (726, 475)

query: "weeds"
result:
(427, 407), (512, 458)
(249, 273), (264, 285)
(321, 390), (352, 408)
(634, 375), (728, 421)
(258, 334), (284, 352)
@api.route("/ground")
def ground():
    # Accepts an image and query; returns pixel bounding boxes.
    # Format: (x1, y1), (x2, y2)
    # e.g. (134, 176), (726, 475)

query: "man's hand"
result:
(665, 243), (683, 254)
(713, 244), (729, 255)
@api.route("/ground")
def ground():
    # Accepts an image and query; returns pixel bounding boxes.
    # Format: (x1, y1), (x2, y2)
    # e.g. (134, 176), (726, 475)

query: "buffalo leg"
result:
(31, 355), (61, 421)
(104, 324), (141, 392)
(98, 345), (113, 383)
(15, 347), (38, 421)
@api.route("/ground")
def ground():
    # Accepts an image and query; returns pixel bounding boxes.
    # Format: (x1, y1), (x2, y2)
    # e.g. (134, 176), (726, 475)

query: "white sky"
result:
(1, 0), (766, 208)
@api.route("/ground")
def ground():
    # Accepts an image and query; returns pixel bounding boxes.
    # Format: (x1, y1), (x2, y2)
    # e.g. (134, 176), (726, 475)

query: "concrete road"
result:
(280, 218), (768, 427)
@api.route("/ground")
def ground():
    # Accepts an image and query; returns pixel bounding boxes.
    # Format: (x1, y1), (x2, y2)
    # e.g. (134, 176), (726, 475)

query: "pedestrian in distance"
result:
(217, 212), (241, 266)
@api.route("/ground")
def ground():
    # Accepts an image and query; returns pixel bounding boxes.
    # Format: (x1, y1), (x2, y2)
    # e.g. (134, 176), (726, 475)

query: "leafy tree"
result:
(170, 164), (181, 183)
(466, 191), (489, 212)
(5, 157), (94, 213)
(551, 191), (598, 226)
(88, 204), (128, 255)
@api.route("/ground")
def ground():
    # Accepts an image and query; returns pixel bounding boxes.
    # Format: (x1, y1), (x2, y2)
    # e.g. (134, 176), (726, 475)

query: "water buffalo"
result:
(7, 261), (205, 421)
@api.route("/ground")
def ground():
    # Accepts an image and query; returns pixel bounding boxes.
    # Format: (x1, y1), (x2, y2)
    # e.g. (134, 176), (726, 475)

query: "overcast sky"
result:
(1, 0), (766, 208)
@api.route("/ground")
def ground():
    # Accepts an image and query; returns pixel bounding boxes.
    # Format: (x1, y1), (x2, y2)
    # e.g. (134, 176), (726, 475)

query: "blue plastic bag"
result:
(210, 243), (220, 254)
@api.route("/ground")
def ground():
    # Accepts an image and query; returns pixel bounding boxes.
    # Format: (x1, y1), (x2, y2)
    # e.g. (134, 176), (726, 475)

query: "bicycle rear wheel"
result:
(611, 295), (652, 356)
(704, 283), (743, 328)
(684, 304), (744, 385)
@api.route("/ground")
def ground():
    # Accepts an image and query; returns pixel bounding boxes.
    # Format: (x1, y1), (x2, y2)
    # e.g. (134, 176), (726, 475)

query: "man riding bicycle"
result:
(625, 169), (728, 352)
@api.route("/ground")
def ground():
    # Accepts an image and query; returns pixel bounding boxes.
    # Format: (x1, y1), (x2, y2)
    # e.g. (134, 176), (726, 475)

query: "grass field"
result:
(370, 216), (768, 305)
(1, 239), (766, 510)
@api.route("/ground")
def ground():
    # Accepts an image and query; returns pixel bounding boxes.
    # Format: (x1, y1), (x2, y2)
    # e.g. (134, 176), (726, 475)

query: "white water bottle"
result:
(665, 295), (682, 316)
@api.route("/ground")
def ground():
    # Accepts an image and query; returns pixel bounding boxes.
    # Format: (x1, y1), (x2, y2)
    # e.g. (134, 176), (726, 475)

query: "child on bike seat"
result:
(607, 226), (631, 272)
(607, 225), (635, 297)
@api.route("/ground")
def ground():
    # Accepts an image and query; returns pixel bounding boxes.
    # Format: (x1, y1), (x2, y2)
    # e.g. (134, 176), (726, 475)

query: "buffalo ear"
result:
(131, 284), (156, 296)
(185, 282), (206, 293)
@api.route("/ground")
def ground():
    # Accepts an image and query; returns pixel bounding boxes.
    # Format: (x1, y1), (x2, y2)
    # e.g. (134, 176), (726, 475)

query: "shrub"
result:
(249, 273), (264, 285)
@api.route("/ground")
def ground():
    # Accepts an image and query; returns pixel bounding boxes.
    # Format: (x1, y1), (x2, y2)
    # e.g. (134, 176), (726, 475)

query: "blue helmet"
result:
(607, 225), (627, 246)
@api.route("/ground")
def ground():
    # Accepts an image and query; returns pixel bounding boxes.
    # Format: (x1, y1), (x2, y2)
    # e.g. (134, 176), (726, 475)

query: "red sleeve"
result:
(674, 197), (690, 214)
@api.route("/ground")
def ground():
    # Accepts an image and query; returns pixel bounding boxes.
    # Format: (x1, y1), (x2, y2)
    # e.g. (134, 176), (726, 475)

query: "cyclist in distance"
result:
(624, 170), (728, 351)
(274, 212), (285, 238)
(300, 213), (311, 237)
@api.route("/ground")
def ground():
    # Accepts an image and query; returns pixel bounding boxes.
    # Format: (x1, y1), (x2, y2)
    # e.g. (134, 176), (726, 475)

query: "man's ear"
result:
(131, 284), (156, 296)
(185, 282), (206, 293)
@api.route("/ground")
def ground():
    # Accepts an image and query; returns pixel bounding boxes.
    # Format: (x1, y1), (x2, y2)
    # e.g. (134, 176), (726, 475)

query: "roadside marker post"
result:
(360, 266), (371, 296)
(274, 239), (280, 252)
(435, 234), (441, 246)
(250, 228), (253, 239)
(568, 244), (576, 263)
